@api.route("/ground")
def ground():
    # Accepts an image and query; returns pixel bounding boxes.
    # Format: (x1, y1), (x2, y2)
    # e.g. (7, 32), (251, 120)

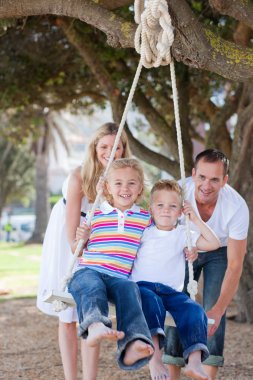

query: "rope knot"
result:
(53, 299), (68, 312)
(134, 0), (174, 68)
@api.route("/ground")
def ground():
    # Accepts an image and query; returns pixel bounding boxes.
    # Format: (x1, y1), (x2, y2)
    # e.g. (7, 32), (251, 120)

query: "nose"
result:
(202, 179), (212, 189)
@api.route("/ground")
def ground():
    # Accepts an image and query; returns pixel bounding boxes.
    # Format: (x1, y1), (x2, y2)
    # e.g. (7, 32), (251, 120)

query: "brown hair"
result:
(105, 158), (145, 203)
(151, 179), (183, 205)
(194, 149), (229, 177)
(81, 122), (131, 202)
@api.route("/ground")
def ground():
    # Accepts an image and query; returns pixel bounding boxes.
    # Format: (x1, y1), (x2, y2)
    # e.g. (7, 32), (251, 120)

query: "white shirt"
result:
(181, 178), (249, 247)
(130, 224), (199, 291)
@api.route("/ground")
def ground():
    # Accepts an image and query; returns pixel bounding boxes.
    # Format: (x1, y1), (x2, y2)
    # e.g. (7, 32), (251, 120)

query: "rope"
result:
(53, 59), (143, 312)
(134, 0), (198, 300)
(53, 0), (197, 311)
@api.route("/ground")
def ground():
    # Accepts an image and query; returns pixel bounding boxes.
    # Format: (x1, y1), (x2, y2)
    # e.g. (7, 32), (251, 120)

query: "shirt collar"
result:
(100, 200), (140, 214)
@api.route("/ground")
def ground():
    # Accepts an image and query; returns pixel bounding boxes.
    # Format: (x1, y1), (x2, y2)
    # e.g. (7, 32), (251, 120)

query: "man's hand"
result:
(207, 306), (223, 337)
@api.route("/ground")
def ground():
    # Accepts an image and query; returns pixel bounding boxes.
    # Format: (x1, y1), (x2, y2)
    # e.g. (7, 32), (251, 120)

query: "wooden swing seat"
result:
(43, 290), (214, 326)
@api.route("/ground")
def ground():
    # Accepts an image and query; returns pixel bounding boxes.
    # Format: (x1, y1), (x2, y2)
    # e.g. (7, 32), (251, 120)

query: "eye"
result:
(199, 175), (205, 181)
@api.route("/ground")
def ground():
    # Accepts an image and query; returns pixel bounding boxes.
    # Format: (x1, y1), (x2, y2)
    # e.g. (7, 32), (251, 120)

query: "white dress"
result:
(36, 176), (92, 323)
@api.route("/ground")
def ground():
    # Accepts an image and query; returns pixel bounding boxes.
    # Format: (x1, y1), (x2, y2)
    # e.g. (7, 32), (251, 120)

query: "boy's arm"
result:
(183, 201), (220, 251)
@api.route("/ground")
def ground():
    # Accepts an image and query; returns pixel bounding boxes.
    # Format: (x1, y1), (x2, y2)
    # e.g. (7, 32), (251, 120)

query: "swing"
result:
(43, 0), (214, 326)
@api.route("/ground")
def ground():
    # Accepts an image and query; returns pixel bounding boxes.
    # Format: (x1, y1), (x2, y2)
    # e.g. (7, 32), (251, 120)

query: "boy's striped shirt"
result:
(77, 201), (151, 278)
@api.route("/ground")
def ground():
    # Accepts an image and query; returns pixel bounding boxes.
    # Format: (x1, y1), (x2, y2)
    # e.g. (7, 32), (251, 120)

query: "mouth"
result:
(120, 194), (131, 199)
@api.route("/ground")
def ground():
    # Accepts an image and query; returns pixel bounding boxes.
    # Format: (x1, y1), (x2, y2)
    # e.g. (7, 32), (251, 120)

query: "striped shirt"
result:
(77, 201), (151, 278)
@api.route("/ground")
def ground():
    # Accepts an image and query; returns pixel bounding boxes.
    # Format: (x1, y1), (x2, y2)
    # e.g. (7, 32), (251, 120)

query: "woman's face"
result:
(96, 135), (124, 168)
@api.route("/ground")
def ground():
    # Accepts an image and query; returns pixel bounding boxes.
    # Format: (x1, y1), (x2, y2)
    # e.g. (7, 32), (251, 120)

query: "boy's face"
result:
(150, 189), (182, 231)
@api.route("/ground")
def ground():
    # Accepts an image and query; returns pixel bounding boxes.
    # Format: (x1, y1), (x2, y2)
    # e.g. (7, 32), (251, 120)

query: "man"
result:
(163, 149), (249, 380)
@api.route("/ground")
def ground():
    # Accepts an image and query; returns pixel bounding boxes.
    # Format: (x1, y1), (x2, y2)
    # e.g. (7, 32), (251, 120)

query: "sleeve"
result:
(228, 201), (249, 240)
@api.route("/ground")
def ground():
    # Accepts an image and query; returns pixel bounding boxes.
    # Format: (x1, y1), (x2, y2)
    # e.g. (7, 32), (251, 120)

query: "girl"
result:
(36, 122), (131, 380)
(68, 158), (154, 371)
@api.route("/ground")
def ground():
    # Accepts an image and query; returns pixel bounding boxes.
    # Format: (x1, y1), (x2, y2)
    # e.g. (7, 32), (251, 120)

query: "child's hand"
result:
(183, 200), (198, 223)
(75, 222), (91, 242)
(184, 246), (198, 262)
(72, 222), (91, 256)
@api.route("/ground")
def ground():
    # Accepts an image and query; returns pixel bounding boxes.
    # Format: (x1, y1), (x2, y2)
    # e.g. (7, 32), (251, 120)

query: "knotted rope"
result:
(134, 0), (198, 300)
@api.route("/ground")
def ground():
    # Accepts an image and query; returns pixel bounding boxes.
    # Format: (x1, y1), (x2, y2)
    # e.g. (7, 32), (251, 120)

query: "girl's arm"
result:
(66, 167), (86, 253)
(183, 201), (220, 251)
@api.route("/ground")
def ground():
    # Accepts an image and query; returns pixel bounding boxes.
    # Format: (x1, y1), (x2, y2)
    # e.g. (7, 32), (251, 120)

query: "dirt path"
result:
(0, 298), (252, 380)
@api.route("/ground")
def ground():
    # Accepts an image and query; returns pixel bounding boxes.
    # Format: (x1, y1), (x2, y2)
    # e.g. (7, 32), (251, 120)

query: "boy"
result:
(131, 179), (220, 380)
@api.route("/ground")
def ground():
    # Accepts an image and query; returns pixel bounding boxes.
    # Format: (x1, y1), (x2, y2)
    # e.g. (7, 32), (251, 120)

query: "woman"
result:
(37, 122), (131, 380)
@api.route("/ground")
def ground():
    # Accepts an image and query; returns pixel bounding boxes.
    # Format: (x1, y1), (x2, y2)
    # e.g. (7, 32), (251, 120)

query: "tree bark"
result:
(230, 80), (253, 323)
(29, 148), (50, 243)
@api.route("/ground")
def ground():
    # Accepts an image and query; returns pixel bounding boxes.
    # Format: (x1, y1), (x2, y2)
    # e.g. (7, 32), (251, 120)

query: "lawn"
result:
(0, 242), (42, 300)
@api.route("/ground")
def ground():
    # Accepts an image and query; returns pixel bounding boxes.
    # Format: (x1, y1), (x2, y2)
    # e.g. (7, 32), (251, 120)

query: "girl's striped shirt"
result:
(77, 201), (151, 278)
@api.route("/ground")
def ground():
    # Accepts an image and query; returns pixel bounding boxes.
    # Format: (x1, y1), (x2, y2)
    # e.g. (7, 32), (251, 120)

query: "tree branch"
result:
(209, 0), (253, 30)
(0, 0), (135, 48)
(2, 0), (253, 80)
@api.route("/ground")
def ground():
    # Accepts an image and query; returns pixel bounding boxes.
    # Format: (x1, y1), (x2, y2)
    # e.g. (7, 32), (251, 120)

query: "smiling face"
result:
(192, 159), (228, 206)
(96, 135), (124, 168)
(150, 189), (182, 231)
(106, 167), (143, 211)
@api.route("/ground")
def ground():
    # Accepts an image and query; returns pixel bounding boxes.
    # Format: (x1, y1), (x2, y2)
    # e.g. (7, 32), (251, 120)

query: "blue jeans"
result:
(138, 281), (209, 363)
(68, 267), (154, 371)
(163, 247), (227, 367)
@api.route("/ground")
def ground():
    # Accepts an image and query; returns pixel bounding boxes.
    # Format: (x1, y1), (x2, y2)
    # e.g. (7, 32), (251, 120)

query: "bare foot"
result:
(87, 322), (124, 347)
(183, 363), (210, 380)
(149, 357), (170, 380)
(123, 340), (154, 366)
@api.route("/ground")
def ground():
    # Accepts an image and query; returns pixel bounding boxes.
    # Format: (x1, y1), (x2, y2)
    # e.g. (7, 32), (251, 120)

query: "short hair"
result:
(194, 149), (229, 176)
(151, 179), (183, 205)
(105, 158), (145, 202)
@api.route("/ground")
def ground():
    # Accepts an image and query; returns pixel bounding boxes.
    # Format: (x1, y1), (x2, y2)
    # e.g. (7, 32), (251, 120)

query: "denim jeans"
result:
(137, 281), (209, 363)
(163, 247), (227, 367)
(68, 267), (154, 371)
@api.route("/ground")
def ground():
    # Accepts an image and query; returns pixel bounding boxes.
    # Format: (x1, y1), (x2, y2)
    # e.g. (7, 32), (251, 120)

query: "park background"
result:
(0, 1), (253, 379)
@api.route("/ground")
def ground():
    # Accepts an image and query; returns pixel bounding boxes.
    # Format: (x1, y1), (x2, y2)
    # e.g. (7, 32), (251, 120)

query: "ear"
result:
(222, 174), (228, 187)
(192, 168), (196, 178)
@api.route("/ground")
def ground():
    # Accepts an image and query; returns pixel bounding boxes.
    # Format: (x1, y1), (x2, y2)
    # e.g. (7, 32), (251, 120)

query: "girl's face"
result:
(96, 135), (124, 168)
(106, 167), (143, 211)
(150, 190), (182, 231)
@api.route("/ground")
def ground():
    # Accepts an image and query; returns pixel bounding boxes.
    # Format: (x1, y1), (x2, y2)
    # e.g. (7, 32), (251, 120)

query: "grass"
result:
(0, 241), (42, 301)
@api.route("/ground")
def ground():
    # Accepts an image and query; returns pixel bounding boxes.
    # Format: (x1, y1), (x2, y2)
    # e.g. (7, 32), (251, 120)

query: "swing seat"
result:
(43, 290), (76, 307)
(43, 290), (215, 326)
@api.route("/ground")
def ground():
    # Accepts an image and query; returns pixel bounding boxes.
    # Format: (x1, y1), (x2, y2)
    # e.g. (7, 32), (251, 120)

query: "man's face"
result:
(192, 159), (228, 205)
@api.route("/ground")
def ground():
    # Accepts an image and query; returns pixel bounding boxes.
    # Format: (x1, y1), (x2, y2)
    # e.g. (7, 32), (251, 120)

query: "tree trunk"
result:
(230, 81), (253, 323)
(29, 150), (50, 243)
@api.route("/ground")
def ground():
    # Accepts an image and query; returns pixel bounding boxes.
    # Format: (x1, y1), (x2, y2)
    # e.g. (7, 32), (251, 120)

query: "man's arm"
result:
(207, 237), (247, 336)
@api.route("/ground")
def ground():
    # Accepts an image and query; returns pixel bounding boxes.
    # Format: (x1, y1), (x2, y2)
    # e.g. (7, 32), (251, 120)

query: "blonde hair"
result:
(81, 123), (131, 202)
(151, 179), (183, 206)
(105, 158), (145, 203)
